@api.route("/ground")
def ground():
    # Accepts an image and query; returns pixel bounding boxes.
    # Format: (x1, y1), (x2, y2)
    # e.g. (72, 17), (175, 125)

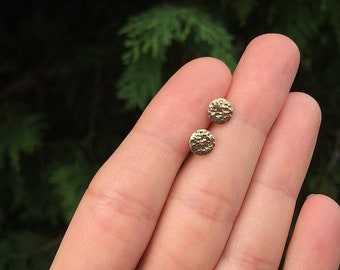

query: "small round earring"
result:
(207, 98), (233, 124)
(189, 129), (215, 155)
(189, 98), (232, 155)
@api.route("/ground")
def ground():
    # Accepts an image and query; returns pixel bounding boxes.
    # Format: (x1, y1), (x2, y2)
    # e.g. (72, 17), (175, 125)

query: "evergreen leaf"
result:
(0, 230), (56, 269)
(117, 55), (162, 110)
(268, 1), (321, 50)
(118, 5), (236, 109)
(0, 114), (44, 171)
(48, 148), (94, 222)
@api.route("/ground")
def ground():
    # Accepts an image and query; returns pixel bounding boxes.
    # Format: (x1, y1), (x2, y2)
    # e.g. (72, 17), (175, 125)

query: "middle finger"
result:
(138, 34), (300, 269)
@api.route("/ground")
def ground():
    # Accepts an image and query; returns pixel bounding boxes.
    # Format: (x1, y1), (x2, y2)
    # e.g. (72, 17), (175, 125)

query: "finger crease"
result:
(85, 186), (158, 227)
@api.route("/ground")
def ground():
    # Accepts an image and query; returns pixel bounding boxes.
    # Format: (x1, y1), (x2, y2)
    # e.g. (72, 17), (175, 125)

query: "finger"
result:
(50, 58), (232, 269)
(138, 34), (300, 270)
(215, 93), (321, 269)
(283, 194), (340, 269)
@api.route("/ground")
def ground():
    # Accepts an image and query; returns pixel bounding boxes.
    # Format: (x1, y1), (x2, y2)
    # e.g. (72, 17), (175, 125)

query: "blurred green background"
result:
(0, 0), (339, 268)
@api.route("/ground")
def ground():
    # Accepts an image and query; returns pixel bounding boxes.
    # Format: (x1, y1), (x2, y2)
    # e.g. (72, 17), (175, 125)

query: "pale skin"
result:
(50, 34), (340, 269)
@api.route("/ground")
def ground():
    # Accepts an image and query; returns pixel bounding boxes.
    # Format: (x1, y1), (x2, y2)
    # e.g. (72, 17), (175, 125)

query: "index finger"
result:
(50, 58), (232, 269)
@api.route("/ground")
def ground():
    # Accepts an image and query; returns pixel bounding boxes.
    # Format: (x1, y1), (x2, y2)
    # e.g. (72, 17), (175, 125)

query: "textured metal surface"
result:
(208, 98), (233, 124)
(189, 129), (215, 155)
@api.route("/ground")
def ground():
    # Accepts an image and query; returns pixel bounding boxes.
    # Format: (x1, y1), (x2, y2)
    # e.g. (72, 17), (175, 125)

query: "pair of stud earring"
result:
(189, 98), (233, 155)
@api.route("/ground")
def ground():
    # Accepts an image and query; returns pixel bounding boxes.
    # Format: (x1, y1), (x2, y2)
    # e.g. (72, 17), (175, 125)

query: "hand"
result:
(50, 34), (340, 269)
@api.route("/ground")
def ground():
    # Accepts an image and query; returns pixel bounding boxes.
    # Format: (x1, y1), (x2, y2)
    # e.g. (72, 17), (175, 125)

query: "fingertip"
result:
(302, 193), (340, 256)
(305, 193), (340, 217)
(286, 92), (322, 127)
(284, 193), (340, 269)
(189, 57), (232, 75)
(172, 57), (232, 89)
(154, 56), (232, 106)
(248, 33), (300, 62)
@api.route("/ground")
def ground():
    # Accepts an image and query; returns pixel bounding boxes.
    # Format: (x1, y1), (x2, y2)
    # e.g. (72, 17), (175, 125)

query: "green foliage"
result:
(0, 231), (57, 269)
(48, 148), (95, 223)
(118, 5), (236, 109)
(117, 54), (162, 109)
(0, 112), (44, 171)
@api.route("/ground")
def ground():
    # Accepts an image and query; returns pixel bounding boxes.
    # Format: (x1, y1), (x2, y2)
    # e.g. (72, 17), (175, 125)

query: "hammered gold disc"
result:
(189, 129), (215, 155)
(208, 98), (233, 124)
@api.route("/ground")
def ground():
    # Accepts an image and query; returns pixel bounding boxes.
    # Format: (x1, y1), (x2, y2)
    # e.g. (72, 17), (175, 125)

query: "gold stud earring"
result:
(189, 129), (215, 155)
(207, 98), (233, 124)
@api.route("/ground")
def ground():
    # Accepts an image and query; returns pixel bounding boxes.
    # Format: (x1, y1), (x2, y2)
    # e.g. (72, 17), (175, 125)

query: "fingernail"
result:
(307, 193), (316, 199)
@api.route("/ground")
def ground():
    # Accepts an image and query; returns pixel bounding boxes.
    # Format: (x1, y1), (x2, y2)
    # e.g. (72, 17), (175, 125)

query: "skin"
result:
(50, 34), (340, 269)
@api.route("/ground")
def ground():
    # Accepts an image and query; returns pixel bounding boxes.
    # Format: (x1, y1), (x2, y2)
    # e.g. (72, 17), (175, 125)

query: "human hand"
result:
(50, 34), (340, 269)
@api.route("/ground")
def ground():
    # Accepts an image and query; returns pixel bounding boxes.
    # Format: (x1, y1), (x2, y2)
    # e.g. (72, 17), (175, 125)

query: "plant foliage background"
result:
(0, 0), (339, 268)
